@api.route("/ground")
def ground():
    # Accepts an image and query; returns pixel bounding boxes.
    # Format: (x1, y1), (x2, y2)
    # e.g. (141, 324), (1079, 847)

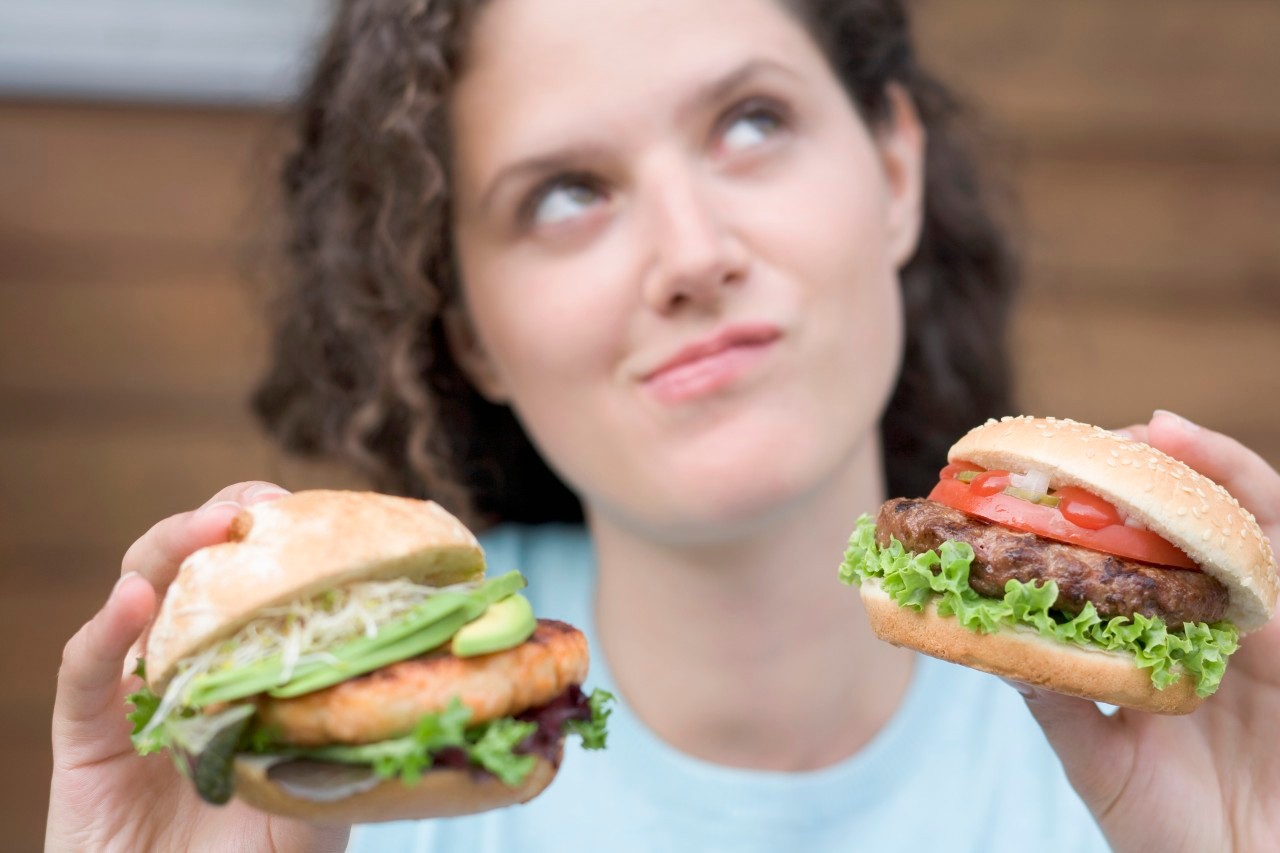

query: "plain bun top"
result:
(145, 490), (485, 690)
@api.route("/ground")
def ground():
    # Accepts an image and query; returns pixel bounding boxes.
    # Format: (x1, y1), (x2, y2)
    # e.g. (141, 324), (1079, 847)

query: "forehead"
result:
(449, 0), (827, 163)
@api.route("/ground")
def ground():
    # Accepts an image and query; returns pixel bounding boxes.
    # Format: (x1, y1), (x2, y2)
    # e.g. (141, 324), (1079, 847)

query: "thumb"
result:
(53, 573), (157, 767)
(1003, 680), (1136, 816)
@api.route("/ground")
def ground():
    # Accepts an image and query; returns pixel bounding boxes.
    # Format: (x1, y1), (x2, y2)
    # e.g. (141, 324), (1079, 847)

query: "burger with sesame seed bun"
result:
(839, 416), (1278, 715)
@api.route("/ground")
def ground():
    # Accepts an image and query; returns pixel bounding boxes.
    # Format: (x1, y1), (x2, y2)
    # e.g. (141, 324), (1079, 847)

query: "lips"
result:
(640, 323), (781, 403)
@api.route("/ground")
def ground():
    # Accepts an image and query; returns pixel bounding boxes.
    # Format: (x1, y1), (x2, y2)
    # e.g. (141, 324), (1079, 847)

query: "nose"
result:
(640, 165), (749, 314)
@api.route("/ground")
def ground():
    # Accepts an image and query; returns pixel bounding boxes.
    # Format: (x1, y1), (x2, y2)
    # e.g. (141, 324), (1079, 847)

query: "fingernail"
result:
(197, 499), (242, 517)
(244, 484), (290, 503)
(998, 677), (1038, 699)
(1154, 409), (1200, 432)
(112, 571), (140, 598)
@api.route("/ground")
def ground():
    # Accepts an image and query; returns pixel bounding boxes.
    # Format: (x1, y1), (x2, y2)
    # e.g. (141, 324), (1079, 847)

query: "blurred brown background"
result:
(2, 1), (1278, 850)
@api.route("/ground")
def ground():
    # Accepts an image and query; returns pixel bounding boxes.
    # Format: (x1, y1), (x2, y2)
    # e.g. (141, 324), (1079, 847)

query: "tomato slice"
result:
(970, 470), (1011, 497)
(927, 477), (1198, 570)
(1055, 487), (1124, 530)
(939, 461), (982, 480)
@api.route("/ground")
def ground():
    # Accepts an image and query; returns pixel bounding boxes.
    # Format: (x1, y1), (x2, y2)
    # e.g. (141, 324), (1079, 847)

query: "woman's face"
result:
(450, 0), (923, 541)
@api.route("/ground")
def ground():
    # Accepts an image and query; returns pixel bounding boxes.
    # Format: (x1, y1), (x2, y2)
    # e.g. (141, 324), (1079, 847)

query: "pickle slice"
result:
(1003, 486), (1061, 507)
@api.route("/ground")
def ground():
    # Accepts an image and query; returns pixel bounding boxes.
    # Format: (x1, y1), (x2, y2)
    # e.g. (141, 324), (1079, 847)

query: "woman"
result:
(47, 0), (1280, 850)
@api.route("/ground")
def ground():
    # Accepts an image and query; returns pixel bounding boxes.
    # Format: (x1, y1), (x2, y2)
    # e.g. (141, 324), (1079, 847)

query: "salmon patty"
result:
(260, 620), (589, 746)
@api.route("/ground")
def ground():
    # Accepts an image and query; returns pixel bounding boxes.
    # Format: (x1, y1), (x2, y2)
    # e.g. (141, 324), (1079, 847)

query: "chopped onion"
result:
(267, 759), (383, 802)
(1124, 514), (1148, 531)
(1009, 468), (1051, 499)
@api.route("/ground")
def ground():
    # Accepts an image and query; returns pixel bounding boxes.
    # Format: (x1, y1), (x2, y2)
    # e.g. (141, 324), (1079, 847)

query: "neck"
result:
(588, 436), (914, 771)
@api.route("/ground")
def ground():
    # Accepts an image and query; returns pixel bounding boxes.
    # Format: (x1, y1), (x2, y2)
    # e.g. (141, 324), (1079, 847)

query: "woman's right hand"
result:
(46, 482), (350, 853)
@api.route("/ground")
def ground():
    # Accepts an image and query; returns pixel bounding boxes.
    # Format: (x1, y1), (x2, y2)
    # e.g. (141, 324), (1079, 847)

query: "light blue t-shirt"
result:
(349, 523), (1111, 853)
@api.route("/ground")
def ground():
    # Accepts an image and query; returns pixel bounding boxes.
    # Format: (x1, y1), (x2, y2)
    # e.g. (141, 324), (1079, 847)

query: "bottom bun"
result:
(233, 746), (562, 824)
(859, 580), (1202, 715)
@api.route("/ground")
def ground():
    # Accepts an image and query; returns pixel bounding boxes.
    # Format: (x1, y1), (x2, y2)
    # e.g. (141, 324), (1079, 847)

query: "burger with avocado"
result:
(840, 416), (1278, 714)
(125, 490), (612, 823)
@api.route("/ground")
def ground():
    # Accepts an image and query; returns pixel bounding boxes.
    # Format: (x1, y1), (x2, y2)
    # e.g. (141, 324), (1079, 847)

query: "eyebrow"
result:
(475, 58), (800, 216)
(675, 58), (799, 124)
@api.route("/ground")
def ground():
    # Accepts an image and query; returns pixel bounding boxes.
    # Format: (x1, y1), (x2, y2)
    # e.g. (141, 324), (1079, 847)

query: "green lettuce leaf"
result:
(564, 689), (615, 750)
(839, 515), (1240, 697)
(299, 698), (474, 784)
(285, 689), (615, 787)
(125, 660), (169, 755)
(286, 698), (537, 787)
(468, 718), (539, 786)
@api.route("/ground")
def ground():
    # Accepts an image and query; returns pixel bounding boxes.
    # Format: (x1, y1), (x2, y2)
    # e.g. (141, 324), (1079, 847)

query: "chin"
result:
(639, 431), (834, 539)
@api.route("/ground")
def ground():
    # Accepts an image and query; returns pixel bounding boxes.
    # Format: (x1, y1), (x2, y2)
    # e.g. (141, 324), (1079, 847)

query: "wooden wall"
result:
(916, 0), (1280, 452)
(3, 1), (1277, 849)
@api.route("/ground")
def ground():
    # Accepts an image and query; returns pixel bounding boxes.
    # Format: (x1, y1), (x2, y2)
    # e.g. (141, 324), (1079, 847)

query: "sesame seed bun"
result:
(860, 580), (1203, 714)
(145, 490), (485, 692)
(232, 746), (562, 824)
(948, 416), (1278, 632)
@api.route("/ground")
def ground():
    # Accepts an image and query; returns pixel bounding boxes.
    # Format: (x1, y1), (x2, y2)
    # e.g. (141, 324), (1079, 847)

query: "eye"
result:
(524, 175), (605, 227)
(717, 99), (789, 155)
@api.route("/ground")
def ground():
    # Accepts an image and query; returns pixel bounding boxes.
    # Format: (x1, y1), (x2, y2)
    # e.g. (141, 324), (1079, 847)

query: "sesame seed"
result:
(1107, 459), (1117, 467)
(1202, 530), (1212, 541)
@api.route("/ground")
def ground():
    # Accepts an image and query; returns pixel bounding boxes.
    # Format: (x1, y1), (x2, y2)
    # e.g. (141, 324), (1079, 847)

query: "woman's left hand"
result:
(1016, 410), (1280, 853)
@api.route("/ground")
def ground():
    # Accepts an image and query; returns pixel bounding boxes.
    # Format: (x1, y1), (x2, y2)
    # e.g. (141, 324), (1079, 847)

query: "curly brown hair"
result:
(252, 0), (1016, 528)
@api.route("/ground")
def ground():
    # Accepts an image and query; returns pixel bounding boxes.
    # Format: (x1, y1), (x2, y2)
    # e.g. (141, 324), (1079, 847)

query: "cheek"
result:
(463, 247), (630, 395)
(758, 136), (906, 420)
(752, 136), (903, 331)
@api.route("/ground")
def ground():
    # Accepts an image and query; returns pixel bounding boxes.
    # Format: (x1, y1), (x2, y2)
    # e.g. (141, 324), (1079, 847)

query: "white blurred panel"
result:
(0, 0), (330, 103)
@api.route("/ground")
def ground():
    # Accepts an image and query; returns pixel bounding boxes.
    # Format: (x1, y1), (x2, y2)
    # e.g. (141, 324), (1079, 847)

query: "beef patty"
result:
(876, 498), (1229, 628)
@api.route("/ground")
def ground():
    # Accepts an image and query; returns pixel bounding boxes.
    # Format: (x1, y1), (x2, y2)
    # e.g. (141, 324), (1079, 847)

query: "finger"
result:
(1003, 681), (1135, 816)
(1144, 410), (1280, 524)
(197, 480), (293, 511)
(53, 574), (157, 760)
(1110, 424), (1149, 444)
(120, 482), (291, 593)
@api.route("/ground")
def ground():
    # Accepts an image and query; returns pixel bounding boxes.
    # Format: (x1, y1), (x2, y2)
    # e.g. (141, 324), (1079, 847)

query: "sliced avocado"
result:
(268, 572), (527, 698)
(190, 571), (527, 706)
(452, 594), (536, 658)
